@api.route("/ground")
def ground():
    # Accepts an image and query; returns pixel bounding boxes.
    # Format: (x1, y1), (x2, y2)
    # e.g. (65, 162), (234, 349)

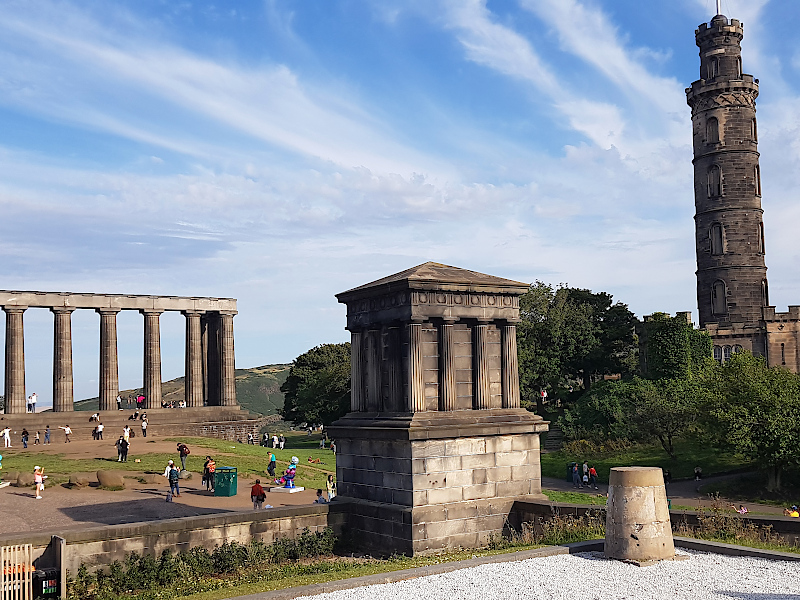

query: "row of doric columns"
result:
(350, 320), (520, 413)
(2, 307), (237, 413)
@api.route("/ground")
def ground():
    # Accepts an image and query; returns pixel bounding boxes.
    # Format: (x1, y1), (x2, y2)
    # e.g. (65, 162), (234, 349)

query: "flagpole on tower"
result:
(716, 0), (722, 16)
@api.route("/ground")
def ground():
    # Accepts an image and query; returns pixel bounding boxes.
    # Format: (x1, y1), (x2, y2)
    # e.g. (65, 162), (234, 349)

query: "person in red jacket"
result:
(251, 479), (266, 509)
(588, 465), (599, 490)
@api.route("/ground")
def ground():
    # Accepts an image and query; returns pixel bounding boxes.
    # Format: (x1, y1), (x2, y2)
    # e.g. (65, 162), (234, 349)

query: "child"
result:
(326, 474), (336, 500)
(251, 479), (266, 509)
(34, 466), (47, 499)
(34, 431), (40, 445)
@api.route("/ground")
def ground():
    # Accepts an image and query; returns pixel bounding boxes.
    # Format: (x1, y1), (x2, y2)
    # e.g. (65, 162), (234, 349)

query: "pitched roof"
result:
(337, 262), (529, 300)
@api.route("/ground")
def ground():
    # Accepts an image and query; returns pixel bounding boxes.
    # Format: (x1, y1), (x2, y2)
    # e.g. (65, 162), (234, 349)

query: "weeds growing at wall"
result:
(67, 528), (337, 600)
(490, 512), (606, 550)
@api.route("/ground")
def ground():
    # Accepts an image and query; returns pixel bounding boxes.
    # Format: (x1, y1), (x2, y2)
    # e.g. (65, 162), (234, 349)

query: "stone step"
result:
(543, 424), (563, 451)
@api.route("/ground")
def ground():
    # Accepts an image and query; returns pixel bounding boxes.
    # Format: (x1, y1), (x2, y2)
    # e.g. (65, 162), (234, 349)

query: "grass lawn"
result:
(0, 431), (336, 490)
(542, 490), (607, 505)
(542, 437), (751, 483)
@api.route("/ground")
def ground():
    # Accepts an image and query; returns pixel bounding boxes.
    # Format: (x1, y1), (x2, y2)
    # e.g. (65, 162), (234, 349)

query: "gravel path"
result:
(296, 551), (800, 600)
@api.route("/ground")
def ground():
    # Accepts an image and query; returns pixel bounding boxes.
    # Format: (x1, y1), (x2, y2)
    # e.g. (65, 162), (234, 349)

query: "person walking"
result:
(122, 425), (131, 444)
(177, 443), (190, 471)
(251, 479), (265, 509)
(267, 452), (277, 477)
(34, 466), (47, 500)
(141, 418), (148, 438)
(34, 431), (40, 445)
(203, 456), (216, 492)
(59, 425), (72, 443)
(1, 426), (10, 448)
(115, 436), (125, 462)
(326, 474), (336, 500)
(572, 463), (581, 488)
(116, 394), (122, 410)
(167, 463), (180, 498)
(21, 428), (29, 449)
(588, 465), (598, 490)
(44, 426), (50, 445)
(247, 432), (254, 445)
(96, 422), (104, 440)
(278, 434), (285, 450)
(272, 434), (278, 449)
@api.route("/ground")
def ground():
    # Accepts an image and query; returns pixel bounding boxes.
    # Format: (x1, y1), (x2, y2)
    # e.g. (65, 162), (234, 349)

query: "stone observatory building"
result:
(687, 12), (800, 372)
(329, 262), (548, 555)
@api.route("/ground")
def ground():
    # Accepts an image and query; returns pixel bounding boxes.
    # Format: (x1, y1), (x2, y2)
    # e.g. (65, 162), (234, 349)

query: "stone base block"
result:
(268, 486), (305, 493)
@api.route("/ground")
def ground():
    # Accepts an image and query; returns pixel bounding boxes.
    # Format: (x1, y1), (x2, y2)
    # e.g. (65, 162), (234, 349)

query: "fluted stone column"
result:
(3, 307), (26, 414)
(98, 309), (120, 411)
(438, 320), (456, 411)
(407, 322), (425, 412)
(52, 308), (75, 412)
(501, 323), (520, 408)
(184, 311), (204, 407)
(219, 312), (237, 406)
(142, 310), (163, 409)
(385, 326), (403, 412)
(473, 322), (491, 410)
(365, 329), (382, 412)
(350, 331), (364, 412)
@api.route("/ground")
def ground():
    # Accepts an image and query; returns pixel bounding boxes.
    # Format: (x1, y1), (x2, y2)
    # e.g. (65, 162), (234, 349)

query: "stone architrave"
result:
(330, 262), (548, 555)
(141, 309), (163, 409)
(52, 308), (76, 412)
(98, 309), (120, 411)
(3, 307), (26, 414)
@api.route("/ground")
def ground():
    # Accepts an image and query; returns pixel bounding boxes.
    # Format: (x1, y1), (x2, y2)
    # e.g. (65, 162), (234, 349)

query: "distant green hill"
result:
(72, 364), (291, 416)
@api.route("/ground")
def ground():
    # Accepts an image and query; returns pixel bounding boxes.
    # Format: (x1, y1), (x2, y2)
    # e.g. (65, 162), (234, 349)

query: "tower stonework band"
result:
(330, 262), (548, 555)
(687, 14), (800, 372)
(1, 291), (238, 413)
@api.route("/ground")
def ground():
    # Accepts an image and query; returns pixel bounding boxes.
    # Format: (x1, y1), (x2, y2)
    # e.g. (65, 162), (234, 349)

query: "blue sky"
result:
(1, 0), (799, 407)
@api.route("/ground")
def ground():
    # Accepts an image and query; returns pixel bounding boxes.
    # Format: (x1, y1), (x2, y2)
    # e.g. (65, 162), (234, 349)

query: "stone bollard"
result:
(605, 466), (679, 565)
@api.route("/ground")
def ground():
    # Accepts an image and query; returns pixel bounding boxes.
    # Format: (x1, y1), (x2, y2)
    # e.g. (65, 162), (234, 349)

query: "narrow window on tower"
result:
(710, 224), (724, 255)
(755, 165), (761, 196)
(762, 279), (769, 307)
(706, 117), (719, 144)
(781, 343), (786, 366)
(759, 222), (765, 253)
(712, 280), (727, 315)
(751, 118), (758, 142)
(737, 57), (742, 78)
(707, 165), (722, 197)
(707, 58), (718, 79)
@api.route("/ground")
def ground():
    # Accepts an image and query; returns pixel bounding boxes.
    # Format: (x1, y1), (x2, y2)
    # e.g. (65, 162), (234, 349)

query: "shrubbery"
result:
(68, 528), (337, 600)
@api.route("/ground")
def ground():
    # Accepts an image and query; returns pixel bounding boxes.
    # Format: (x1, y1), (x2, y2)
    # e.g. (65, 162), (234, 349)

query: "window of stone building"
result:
(733, 345), (743, 354)
(751, 118), (758, 142)
(713, 346), (722, 363)
(758, 222), (765, 254)
(762, 279), (769, 307)
(710, 223), (724, 255)
(737, 57), (742, 78)
(712, 280), (727, 315)
(781, 343), (786, 366)
(706, 117), (720, 144)
(755, 165), (761, 196)
(707, 58), (718, 80)
(707, 165), (722, 197)
(723, 346), (732, 362)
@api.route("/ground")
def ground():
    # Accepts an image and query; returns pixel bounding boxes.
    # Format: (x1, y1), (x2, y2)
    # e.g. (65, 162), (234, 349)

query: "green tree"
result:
(280, 343), (351, 426)
(702, 352), (800, 491)
(639, 313), (712, 379)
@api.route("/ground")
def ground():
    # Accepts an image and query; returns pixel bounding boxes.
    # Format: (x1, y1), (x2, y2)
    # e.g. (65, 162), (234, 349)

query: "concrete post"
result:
(501, 323), (520, 409)
(407, 322), (425, 412)
(141, 310), (163, 409)
(350, 330), (364, 412)
(473, 322), (490, 410)
(98, 309), (120, 411)
(219, 312), (237, 406)
(183, 311), (204, 407)
(52, 308), (75, 412)
(438, 321), (456, 411)
(605, 466), (676, 564)
(3, 307), (26, 414)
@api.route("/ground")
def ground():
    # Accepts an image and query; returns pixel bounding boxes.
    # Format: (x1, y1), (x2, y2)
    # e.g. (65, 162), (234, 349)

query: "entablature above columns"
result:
(0, 291), (237, 313)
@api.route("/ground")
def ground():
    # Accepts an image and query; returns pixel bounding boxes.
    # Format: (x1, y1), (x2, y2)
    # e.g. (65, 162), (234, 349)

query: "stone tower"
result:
(686, 13), (767, 357)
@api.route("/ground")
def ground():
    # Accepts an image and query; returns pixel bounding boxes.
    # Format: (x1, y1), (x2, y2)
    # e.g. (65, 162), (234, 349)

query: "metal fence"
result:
(1, 544), (32, 600)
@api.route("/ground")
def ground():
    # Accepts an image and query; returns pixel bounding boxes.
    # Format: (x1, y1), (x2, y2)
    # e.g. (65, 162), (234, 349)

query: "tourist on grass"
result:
(123, 425), (131, 444)
(247, 433), (253, 445)
(272, 434), (278, 448)
(44, 426), (50, 445)
(163, 459), (176, 477)
(21, 428), (29, 448)
(279, 434), (285, 450)
(177, 443), (190, 471)
(167, 463), (180, 497)
(326, 474), (336, 500)
(116, 436), (129, 462)
(267, 452), (277, 477)
(251, 479), (266, 509)
(34, 466), (47, 500)
(59, 425), (72, 443)
(314, 489), (328, 504)
(319, 437), (325, 450)
(330, 439), (336, 454)
(1, 426), (11, 448)
(203, 456), (216, 491)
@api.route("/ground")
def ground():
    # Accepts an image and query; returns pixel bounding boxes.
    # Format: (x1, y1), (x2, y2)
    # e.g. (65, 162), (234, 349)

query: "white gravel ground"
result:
(298, 551), (800, 600)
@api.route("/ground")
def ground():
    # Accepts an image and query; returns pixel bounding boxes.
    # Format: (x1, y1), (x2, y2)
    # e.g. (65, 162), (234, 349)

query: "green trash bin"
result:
(214, 467), (237, 497)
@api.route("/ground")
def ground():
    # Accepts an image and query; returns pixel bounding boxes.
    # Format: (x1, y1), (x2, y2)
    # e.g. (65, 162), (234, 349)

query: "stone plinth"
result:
(331, 263), (548, 555)
(605, 466), (675, 564)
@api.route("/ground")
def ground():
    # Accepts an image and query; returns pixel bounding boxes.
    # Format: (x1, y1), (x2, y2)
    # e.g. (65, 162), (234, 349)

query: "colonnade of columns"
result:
(2, 306), (237, 414)
(350, 319), (520, 413)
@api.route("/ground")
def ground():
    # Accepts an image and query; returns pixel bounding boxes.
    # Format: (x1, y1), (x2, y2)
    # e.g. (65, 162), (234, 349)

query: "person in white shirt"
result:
(141, 419), (148, 438)
(30, 393), (37, 413)
(96, 422), (104, 440)
(123, 425), (130, 443)
(58, 425), (72, 443)
(2, 427), (11, 448)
